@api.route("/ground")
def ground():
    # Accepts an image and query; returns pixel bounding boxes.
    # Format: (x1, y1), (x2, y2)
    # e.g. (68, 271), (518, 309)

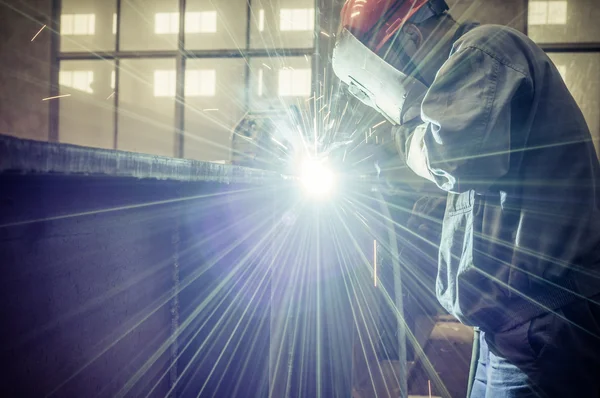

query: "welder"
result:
(332, 0), (600, 396)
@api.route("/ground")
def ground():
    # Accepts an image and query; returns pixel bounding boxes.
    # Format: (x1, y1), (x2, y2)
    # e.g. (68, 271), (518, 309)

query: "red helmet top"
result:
(340, 0), (430, 53)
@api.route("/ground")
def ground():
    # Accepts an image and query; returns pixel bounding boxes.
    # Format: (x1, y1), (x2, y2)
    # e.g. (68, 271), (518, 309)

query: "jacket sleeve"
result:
(404, 45), (529, 193)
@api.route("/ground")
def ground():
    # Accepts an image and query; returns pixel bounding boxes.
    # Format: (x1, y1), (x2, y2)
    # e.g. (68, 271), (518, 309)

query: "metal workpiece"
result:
(0, 134), (282, 185)
(0, 136), (282, 398)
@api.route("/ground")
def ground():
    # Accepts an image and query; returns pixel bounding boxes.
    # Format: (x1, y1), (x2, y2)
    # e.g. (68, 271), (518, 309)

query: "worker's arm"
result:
(401, 46), (529, 193)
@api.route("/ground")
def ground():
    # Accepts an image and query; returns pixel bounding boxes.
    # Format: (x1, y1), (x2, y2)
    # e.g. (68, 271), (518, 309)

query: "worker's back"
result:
(435, 24), (600, 332)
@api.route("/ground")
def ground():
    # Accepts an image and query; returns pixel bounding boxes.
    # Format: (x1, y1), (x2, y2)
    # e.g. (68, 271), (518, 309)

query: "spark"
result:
(262, 63), (271, 70)
(271, 137), (288, 150)
(31, 24), (46, 41)
(319, 104), (327, 113)
(429, 380), (432, 398)
(320, 31), (330, 37)
(203, 108), (219, 112)
(373, 240), (377, 287)
(372, 120), (386, 129)
(42, 94), (71, 101)
(351, 11), (361, 18)
(106, 91), (115, 100)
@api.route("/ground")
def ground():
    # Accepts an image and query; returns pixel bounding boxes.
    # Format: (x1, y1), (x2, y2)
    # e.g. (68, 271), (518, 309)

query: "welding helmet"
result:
(332, 0), (449, 125)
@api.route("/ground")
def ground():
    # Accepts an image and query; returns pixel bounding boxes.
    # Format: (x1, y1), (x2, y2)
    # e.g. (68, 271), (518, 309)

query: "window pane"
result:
(183, 58), (246, 161)
(58, 60), (115, 149)
(250, 0), (314, 49)
(185, 0), (247, 50)
(249, 56), (312, 110)
(278, 68), (311, 96)
(445, 0), (527, 31)
(153, 70), (176, 97)
(60, 0), (115, 52)
(547, 53), (600, 157)
(528, 0), (600, 43)
(120, 0), (179, 51)
(258, 9), (265, 32)
(280, 8), (314, 31)
(118, 59), (176, 156)
(529, 2), (550, 25)
(185, 69), (216, 97)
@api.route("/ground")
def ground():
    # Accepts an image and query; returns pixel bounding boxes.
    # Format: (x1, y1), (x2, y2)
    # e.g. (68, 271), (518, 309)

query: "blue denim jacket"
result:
(406, 24), (600, 332)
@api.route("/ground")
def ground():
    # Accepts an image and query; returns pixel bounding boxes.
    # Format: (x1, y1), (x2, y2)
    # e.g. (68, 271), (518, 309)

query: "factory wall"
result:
(0, 0), (52, 142)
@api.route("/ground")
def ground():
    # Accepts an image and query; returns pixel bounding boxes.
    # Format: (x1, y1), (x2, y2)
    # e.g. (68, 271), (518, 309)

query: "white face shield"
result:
(332, 28), (428, 126)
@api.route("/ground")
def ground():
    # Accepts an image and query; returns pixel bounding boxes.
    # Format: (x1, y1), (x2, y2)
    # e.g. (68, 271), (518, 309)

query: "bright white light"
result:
(280, 8), (314, 31)
(186, 11), (217, 33)
(154, 70), (176, 97)
(61, 14), (95, 35)
(185, 69), (216, 96)
(155, 13), (179, 34)
(300, 159), (335, 198)
(278, 68), (311, 97)
(258, 9), (265, 32)
(59, 70), (94, 93)
(529, 1), (567, 25)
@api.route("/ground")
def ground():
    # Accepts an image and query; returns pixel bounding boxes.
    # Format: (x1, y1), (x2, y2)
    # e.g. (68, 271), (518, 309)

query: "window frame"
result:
(527, 0), (600, 151)
(50, 0), (319, 157)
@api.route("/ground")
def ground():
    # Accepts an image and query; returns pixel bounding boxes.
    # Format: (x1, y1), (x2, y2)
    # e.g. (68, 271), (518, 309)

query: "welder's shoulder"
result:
(452, 24), (531, 75)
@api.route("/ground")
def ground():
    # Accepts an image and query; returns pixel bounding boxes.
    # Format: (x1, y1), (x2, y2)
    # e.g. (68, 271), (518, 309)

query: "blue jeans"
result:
(470, 294), (600, 398)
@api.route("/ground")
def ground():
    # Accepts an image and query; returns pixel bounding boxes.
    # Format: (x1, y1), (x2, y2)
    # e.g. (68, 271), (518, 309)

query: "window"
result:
(154, 70), (176, 97)
(280, 8), (314, 31)
(186, 11), (217, 33)
(258, 9), (265, 32)
(278, 68), (311, 96)
(58, 61), (114, 149)
(61, 14), (96, 35)
(59, 70), (94, 93)
(257, 69), (264, 96)
(528, 1), (568, 25)
(185, 69), (216, 96)
(56, 2), (315, 159)
(155, 12), (218, 34)
(155, 12), (179, 34)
